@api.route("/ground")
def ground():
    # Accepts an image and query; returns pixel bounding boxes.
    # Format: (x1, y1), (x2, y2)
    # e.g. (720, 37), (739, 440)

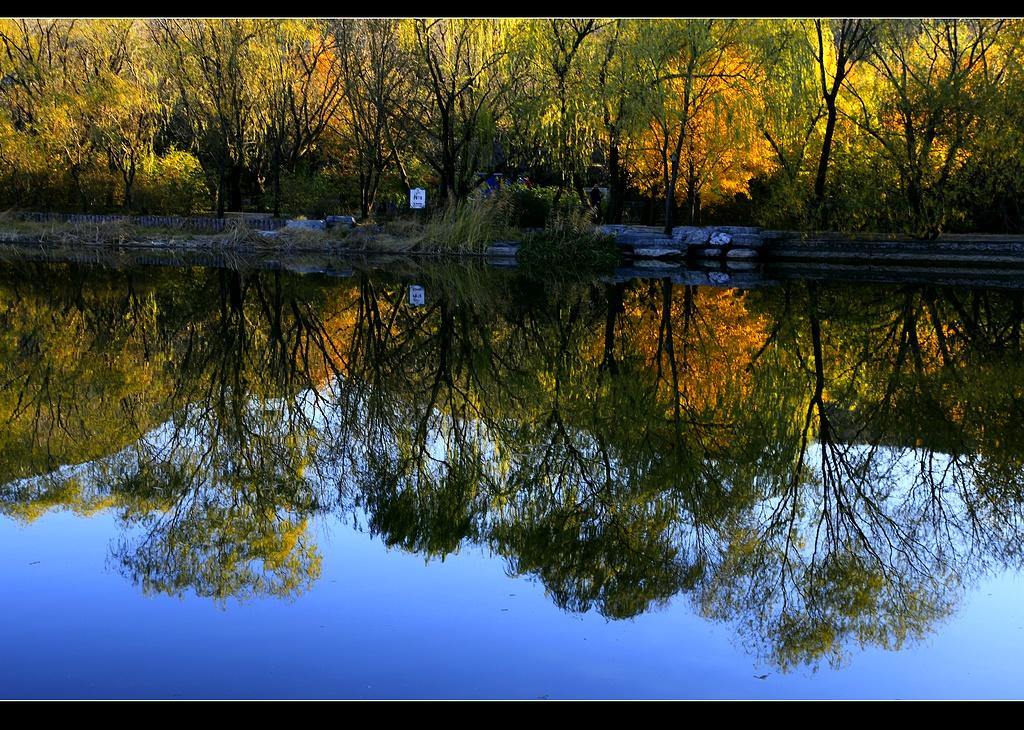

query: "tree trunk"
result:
(663, 178), (677, 236)
(661, 279), (682, 430)
(605, 141), (625, 224)
(360, 172), (373, 220)
(70, 164), (86, 212)
(440, 107), (454, 203)
(807, 282), (829, 443)
(601, 282), (625, 374)
(813, 98), (838, 226)
(272, 144), (282, 218)
(229, 162), (243, 212)
(685, 159), (698, 226)
(217, 164), (226, 218)
(574, 175), (587, 206)
(663, 142), (682, 235)
(122, 160), (136, 212)
(362, 167), (380, 220)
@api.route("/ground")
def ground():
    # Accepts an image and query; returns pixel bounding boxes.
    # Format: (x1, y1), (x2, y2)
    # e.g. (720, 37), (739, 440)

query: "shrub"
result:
(496, 184), (593, 229)
(135, 150), (210, 215)
(280, 170), (336, 219)
(517, 230), (619, 277)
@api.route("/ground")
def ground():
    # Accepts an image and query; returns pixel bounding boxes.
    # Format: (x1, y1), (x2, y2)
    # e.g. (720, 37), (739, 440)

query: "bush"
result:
(497, 184), (593, 229)
(280, 170), (336, 219)
(748, 170), (814, 231)
(135, 150), (210, 215)
(517, 230), (620, 277)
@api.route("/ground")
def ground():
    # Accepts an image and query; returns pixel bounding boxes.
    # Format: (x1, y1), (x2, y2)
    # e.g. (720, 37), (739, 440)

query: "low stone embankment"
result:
(597, 224), (776, 265)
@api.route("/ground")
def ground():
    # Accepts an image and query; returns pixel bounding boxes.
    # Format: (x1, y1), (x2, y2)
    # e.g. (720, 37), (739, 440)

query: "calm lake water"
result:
(3, 255), (1024, 699)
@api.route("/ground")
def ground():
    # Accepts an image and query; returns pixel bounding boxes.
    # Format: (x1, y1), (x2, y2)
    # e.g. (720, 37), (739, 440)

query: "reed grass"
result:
(418, 199), (512, 252)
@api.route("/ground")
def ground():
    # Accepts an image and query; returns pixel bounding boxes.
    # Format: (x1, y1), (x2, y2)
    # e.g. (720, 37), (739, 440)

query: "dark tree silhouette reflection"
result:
(3, 258), (1024, 668)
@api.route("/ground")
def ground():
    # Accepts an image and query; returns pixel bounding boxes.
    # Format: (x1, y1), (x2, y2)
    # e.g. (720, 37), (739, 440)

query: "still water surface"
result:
(2, 257), (1024, 698)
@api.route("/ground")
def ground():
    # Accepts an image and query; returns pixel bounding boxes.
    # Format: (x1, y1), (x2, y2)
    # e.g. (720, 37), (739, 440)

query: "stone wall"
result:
(16, 211), (287, 232)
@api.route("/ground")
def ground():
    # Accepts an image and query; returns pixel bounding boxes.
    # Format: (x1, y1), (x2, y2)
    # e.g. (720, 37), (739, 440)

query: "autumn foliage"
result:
(1, 19), (1022, 234)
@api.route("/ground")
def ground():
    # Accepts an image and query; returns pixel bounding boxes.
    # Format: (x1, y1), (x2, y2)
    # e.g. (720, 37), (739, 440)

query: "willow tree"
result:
(634, 19), (751, 233)
(264, 20), (347, 217)
(335, 18), (410, 218)
(959, 20), (1024, 232)
(0, 19), (102, 129)
(90, 34), (164, 210)
(0, 19), (153, 210)
(745, 21), (823, 227)
(591, 20), (654, 224)
(403, 18), (511, 202)
(810, 19), (876, 226)
(851, 19), (1006, 236)
(151, 19), (272, 215)
(528, 19), (604, 202)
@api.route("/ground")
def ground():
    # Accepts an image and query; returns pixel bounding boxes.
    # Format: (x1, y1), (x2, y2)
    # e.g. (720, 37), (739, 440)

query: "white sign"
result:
(410, 188), (426, 209)
(408, 285), (425, 307)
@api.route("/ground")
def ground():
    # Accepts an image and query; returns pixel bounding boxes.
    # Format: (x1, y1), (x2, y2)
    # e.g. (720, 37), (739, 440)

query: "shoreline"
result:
(7, 239), (1024, 292)
(5, 215), (1024, 271)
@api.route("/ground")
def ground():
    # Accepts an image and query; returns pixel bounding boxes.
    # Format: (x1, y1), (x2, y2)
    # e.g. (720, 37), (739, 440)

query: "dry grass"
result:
(0, 213), (197, 246)
(419, 199), (512, 252)
(0, 202), (520, 256)
(254, 225), (352, 252)
(336, 201), (513, 253)
(218, 219), (266, 247)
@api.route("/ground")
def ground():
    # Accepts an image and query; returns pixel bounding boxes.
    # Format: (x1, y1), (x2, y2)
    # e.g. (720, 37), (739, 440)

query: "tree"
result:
(404, 19), (510, 202)
(335, 18), (409, 218)
(635, 19), (749, 234)
(530, 19), (603, 202)
(151, 19), (272, 215)
(266, 20), (347, 217)
(0, 19), (149, 211)
(586, 20), (654, 224)
(850, 19), (1005, 236)
(91, 63), (163, 210)
(810, 19), (876, 225)
(747, 21), (823, 227)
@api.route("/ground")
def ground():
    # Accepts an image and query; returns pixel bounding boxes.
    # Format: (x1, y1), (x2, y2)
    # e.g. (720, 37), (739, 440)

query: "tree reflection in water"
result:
(2, 258), (1024, 670)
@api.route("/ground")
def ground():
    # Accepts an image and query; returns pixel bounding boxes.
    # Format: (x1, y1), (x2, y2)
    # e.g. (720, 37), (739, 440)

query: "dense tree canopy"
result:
(2, 18), (1024, 234)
